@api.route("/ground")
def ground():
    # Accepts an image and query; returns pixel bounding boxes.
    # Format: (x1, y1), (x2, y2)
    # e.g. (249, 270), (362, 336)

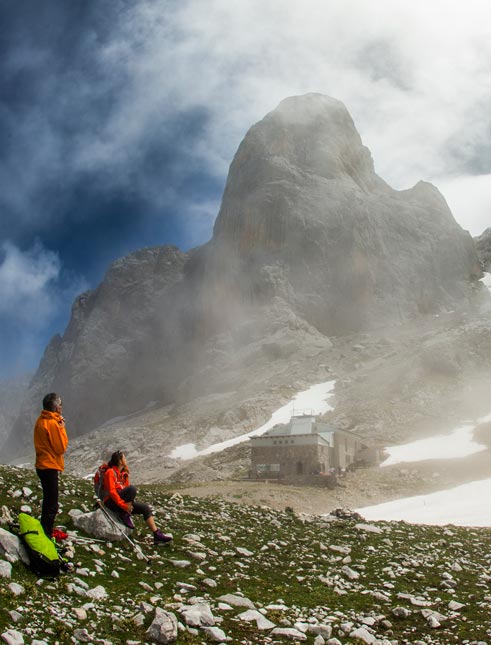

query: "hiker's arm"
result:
(104, 470), (130, 511)
(49, 421), (68, 456)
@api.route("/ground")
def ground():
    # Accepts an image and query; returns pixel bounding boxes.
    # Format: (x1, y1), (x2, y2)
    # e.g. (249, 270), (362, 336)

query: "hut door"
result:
(296, 461), (303, 475)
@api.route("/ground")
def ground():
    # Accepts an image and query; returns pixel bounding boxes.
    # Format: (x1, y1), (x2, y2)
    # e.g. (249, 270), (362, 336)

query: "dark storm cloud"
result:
(0, 0), (223, 377)
(2, 0), (491, 379)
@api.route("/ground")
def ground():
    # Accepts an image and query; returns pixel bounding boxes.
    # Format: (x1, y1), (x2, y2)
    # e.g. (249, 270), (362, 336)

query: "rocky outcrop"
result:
(3, 94), (484, 459)
(475, 228), (491, 271)
(0, 375), (30, 450)
(3, 246), (188, 454)
(197, 94), (481, 336)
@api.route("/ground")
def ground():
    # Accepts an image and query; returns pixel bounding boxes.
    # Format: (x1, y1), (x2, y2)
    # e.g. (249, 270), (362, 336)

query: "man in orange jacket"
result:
(33, 393), (68, 537)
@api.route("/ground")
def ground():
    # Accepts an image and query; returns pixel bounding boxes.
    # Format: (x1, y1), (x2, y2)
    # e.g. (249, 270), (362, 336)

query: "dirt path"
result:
(169, 450), (491, 517)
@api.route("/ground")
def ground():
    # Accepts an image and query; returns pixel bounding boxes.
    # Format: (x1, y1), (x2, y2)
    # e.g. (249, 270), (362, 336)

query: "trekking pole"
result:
(66, 532), (107, 544)
(95, 500), (151, 565)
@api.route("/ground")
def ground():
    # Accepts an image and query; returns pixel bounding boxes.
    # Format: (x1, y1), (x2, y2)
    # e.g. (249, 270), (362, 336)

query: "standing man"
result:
(33, 393), (68, 537)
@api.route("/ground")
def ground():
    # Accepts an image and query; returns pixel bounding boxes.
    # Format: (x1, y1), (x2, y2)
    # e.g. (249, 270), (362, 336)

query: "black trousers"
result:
(105, 485), (153, 521)
(36, 468), (59, 537)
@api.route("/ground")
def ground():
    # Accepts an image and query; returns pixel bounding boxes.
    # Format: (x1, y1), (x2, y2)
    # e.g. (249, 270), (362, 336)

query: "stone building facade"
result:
(249, 414), (373, 481)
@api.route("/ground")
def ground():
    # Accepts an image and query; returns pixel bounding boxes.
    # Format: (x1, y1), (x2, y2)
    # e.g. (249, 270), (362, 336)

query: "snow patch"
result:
(381, 423), (487, 467)
(357, 478), (491, 527)
(169, 380), (336, 461)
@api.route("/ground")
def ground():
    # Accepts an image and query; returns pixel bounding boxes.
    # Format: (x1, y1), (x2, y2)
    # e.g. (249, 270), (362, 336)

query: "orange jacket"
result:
(103, 465), (131, 511)
(34, 410), (68, 471)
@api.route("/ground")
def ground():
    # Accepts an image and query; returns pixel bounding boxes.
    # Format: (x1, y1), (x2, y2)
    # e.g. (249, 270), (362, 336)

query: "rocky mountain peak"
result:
(213, 94), (383, 251)
(1, 94), (486, 458)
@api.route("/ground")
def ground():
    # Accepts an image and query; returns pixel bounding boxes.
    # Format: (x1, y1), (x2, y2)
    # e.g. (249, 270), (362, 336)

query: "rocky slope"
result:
(3, 464), (491, 645)
(475, 228), (491, 270)
(0, 375), (30, 448)
(2, 93), (485, 464)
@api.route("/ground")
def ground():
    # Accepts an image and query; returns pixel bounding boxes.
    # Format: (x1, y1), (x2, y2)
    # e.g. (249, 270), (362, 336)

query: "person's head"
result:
(108, 450), (125, 468)
(42, 393), (62, 413)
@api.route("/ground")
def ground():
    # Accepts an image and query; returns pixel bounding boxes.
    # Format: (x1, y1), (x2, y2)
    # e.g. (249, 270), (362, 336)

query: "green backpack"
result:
(17, 513), (61, 578)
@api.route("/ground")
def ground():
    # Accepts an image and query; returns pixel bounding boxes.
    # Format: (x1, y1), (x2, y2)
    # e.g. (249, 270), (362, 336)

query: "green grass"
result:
(1, 464), (491, 644)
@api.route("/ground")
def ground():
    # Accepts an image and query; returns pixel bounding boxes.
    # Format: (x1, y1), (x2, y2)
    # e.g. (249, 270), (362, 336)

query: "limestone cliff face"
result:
(475, 228), (491, 271)
(4, 246), (188, 453)
(2, 94), (484, 458)
(202, 94), (481, 334)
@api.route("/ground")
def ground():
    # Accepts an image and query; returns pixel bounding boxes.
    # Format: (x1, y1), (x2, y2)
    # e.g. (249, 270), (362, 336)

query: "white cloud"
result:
(6, 1), (491, 233)
(435, 174), (491, 236)
(0, 241), (61, 323)
(71, 0), (491, 230)
(0, 241), (88, 377)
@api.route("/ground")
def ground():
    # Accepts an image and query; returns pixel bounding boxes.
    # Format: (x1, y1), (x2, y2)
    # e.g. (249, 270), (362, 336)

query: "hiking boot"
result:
(120, 512), (134, 529)
(153, 529), (172, 545)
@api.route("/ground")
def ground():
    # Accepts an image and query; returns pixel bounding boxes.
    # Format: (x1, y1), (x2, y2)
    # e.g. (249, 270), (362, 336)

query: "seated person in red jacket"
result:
(102, 450), (172, 545)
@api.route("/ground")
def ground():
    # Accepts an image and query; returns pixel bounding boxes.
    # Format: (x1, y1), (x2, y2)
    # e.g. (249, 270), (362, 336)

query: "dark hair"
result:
(108, 450), (124, 468)
(43, 393), (61, 412)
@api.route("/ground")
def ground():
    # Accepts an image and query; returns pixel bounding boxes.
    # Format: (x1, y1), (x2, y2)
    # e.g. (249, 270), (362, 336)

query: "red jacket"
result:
(34, 410), (68, 471)
(103, 465), (130, 511)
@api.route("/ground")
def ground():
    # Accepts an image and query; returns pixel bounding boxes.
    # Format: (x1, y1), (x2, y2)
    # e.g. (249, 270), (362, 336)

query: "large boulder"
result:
(71, 508), (132, 541)
(0, 527), (29, 565)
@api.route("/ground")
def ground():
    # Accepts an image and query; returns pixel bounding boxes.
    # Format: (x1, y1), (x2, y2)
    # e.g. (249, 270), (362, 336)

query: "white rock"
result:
(73, 628), (91, 642)
(360, 616), (376, 626)
(7, 583), (24, 596)
(73, 608), (88, 620)
(67, 583), (88, 597)
(421, 608), (447, 628)
(218, 593), (255, 609)
(201, 626), (230, 642)
(86, 585), (107, 600)
(349, 627), (376, 643)
(355, 523), (383, 534)
(427, 615), (441, 629)
(0, 528), (28, 565)
(308, 624), (332, 639)
(329, 545), (351, 555)
(236, 547), (254, 557)
(272, 628), (307, 641)
(341, 565), (360, 580)
(448, 600), (465, 611)
(146, 608), (178, 644)
(72, 508), (131, 541)
(202, 578), (217, 588)
(392, 606), (411, 618)
(314, 636), (325, 645)
(170, 560), (191, 568)
(238, 610), (276, 630)
(294, 622), (309, 633)
(180, 602), (215, 627)
(1, 629), (24, 645)
(218, 603), (233, 611)
(0, 560), (12, 578)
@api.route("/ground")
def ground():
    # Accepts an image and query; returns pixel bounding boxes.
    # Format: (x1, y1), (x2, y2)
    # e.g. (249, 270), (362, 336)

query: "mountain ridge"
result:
(1, 93), (486, 462)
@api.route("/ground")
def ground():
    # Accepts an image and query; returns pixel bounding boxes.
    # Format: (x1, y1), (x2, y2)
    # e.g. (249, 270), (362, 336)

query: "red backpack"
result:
(93, 463), (109, 499)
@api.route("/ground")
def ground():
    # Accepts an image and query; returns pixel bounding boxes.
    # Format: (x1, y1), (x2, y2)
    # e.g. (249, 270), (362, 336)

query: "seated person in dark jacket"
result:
(102, 450), (172, 545)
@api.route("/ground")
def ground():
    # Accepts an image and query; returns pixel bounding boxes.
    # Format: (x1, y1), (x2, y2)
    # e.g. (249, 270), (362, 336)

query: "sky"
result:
(1, 0), (491, 379)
